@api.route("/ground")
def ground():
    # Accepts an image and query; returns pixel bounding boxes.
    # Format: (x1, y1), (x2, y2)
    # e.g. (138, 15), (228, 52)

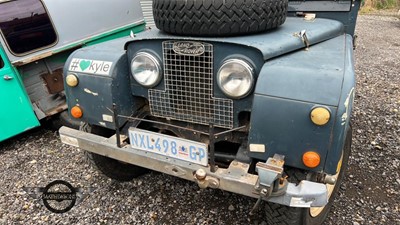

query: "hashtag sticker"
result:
(69, 58), (80, 71)
(68, 58), (113, 76)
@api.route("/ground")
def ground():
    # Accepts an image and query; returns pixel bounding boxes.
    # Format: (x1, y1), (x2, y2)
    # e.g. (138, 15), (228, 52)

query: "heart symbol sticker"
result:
(79, 60), (91, 71)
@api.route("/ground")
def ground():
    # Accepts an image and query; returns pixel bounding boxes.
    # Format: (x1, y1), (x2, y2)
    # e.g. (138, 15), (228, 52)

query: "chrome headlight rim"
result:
(130, 51), (162, 88)
(217, 58), (254, 99)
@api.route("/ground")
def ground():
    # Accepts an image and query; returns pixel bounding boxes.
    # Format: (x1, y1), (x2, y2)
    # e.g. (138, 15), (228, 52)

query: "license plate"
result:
(128, 128), (208, 166)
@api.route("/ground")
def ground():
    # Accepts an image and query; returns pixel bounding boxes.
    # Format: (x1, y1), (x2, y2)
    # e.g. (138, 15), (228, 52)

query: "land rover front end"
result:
(59, 0), (360, 224)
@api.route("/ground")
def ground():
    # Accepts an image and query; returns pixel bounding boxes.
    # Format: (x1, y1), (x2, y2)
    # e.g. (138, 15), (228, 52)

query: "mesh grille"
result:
(148, 41), (233, 128)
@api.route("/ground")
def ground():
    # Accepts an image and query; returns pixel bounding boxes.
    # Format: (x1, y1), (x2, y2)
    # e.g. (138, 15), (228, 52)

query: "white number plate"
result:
(128, 128), (208, 166)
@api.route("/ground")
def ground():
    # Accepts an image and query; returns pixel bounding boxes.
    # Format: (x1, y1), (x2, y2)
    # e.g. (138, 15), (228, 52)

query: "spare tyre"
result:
(153, 0), (288, 36)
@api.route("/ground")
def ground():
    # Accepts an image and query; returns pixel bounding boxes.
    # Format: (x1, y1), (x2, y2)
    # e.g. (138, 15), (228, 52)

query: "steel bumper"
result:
(59, 126), (328, 207)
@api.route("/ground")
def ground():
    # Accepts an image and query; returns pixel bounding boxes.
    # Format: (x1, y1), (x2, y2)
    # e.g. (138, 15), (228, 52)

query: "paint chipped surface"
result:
(84, 88), (99, 96)
(341, 87), (355, 125)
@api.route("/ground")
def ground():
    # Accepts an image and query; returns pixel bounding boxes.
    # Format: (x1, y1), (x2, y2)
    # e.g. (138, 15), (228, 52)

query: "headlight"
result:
(217, 59), (254, 99)
(131, 52), (161, 87)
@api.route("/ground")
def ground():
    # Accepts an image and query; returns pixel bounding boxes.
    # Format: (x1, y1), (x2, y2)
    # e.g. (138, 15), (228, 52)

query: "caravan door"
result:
(0, 47), (39, 141)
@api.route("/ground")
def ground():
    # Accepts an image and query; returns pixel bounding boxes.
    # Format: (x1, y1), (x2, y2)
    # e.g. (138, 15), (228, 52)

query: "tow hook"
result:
(194, 169), (220, 189)
(250, 154), (286, 215)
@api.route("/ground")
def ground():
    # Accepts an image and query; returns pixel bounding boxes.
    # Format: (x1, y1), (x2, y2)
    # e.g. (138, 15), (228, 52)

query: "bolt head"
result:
(261, 189), (268, 195)
(195, 169), (206, 180)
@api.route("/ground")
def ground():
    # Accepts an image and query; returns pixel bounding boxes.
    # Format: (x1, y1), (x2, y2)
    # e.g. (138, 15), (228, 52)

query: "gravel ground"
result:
(0, 15), (399, 225)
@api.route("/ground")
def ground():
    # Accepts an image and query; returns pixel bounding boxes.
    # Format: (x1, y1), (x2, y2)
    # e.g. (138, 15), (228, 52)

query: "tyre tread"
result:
(153, 0), (288, 36)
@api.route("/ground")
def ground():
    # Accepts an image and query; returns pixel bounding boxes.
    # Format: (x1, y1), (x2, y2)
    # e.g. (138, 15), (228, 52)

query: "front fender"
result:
(248, 34), (355, 174)
(63, 38), (144, 130)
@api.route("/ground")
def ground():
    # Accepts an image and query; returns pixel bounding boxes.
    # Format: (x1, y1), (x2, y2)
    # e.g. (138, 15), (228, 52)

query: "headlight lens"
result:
(131, 52), (161, 87)
(217, 59), (254, 99)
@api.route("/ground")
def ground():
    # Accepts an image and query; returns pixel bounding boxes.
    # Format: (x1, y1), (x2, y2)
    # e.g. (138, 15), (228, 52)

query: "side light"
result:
(66, 74), (79, 87)
(71, 106), (83, 118)
(302, 151), (321, 168)
(310, 107), (330, 126)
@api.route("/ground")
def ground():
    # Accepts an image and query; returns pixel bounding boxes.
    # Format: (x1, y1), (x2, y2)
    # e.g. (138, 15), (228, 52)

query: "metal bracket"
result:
(250, 154), (285, 215)
(300, 30), (310, 50)
(255, 154), (285, 189)
(209, 124), (216, 172)
(112, 103), (121, 148)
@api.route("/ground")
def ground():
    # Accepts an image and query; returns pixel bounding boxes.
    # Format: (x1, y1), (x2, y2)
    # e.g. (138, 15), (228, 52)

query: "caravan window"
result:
(0, 0), (57, 55)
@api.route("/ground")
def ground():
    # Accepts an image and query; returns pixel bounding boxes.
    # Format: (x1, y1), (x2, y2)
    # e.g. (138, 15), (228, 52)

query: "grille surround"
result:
(148, 41), (233, 128)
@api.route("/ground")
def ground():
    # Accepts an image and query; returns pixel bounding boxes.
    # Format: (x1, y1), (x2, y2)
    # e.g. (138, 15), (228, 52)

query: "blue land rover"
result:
(59, 0), (360, 224)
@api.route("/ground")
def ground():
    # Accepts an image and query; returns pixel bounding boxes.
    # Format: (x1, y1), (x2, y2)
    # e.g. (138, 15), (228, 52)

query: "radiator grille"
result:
(148, 41), (233, 128)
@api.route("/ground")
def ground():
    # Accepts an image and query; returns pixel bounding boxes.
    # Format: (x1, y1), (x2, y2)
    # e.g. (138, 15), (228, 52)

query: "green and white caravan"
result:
(0, 0), (146, 142)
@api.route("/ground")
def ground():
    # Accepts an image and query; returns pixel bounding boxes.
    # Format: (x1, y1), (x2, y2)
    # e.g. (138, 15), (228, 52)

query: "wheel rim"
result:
(309, 154), (343, 217)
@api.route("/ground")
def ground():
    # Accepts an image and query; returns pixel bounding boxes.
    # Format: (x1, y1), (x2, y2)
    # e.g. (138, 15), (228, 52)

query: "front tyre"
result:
(264, 127), (352, 225)
(80, 123), (148, 182)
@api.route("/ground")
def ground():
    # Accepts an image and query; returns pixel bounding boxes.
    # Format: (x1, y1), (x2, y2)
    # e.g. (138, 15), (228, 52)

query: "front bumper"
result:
(59, 126), (328, 207)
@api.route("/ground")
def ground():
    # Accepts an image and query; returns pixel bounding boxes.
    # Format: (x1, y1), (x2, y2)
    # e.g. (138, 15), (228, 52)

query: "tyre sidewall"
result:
(80, 123), (148, 181)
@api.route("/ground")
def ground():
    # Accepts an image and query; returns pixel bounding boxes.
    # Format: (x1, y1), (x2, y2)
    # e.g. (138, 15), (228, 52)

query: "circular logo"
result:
(172, 41), (205, 56)
(41, 180), (77, 213)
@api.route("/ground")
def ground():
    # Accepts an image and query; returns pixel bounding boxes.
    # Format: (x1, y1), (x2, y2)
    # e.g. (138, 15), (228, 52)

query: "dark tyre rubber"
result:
(153, 0), (288, 36)
(58, 111), (81, 129)
(80, 123), (148, 182)
(48, 110), (81, 131)
(264, 127), (352, 225)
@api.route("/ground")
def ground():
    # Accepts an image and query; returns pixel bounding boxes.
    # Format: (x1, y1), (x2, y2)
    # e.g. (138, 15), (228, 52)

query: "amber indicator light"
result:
(302, 151), (321, 168)
(71, 106), (83, 118)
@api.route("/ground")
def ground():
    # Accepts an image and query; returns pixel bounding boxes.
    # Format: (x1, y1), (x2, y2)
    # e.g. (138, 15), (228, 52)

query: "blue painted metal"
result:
(127, 17), (344, 61)
(324, 34), (356, 174)
(248, 34), (354, 173)
(63, 38), (144, 130)
(249, 96), (336, 172)
(254, 35), (347, 107)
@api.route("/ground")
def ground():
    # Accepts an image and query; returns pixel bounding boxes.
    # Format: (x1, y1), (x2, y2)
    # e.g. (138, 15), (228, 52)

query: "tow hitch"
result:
(251, 154), (287, 214)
